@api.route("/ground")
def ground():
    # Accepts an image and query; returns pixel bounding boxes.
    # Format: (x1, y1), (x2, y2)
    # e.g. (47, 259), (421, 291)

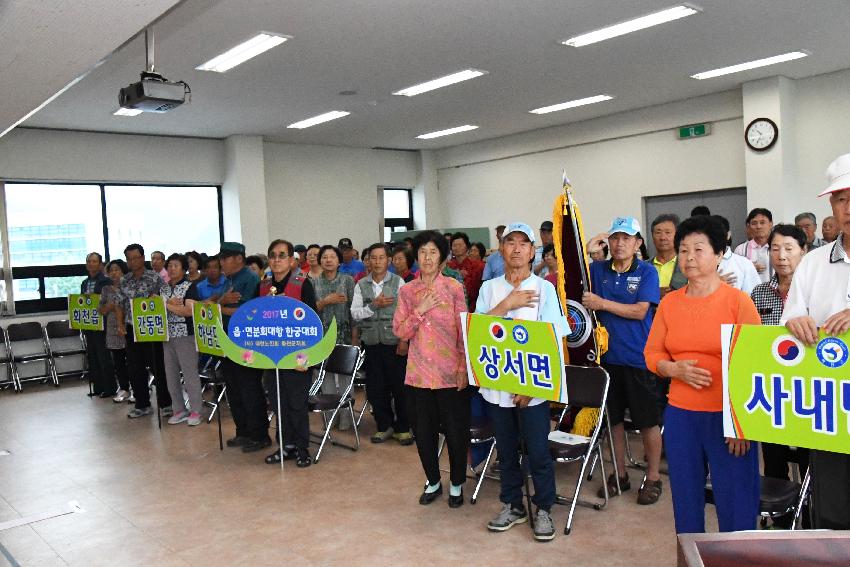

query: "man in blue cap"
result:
(583, 217), (663, 505)
(478, 222), (570, 542)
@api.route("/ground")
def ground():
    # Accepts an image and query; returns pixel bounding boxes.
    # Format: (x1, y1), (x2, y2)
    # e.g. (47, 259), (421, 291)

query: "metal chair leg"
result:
(471, 440), (496, 504)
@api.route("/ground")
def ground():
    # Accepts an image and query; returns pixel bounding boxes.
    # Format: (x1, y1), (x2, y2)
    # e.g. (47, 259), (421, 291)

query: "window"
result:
(382, 188), (413, 242)
(3, 182), (222, 314)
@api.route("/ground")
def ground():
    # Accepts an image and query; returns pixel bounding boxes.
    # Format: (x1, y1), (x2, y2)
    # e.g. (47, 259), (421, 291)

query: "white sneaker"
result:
(187, 412), (202, 426)
(168, 410), (189, 425)
(113, 389), (130, 403)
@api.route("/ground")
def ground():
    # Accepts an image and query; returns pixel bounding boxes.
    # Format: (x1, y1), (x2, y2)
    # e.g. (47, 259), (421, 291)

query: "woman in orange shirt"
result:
(644, 215), (761, 534)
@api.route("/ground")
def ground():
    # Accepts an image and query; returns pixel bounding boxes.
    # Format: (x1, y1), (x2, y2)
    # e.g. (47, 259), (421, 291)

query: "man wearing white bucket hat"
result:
(781, 152), (850, 529)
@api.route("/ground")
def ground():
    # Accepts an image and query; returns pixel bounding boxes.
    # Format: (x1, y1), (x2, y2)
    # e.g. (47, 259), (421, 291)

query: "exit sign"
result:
(677, 123), (710, 139)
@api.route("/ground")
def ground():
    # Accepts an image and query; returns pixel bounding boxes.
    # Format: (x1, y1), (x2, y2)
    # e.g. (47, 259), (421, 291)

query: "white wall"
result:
(263, 143), (418, 250)
(435, 91), (746, 236)
(0, 128), (224, 184)
(793, 68), (850, 225)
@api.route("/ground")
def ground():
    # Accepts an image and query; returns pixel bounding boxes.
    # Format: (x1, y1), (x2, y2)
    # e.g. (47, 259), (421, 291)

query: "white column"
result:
(412, 150), (442, 229)
(221, 135), (269, 253)
(742, 76), (799, 222)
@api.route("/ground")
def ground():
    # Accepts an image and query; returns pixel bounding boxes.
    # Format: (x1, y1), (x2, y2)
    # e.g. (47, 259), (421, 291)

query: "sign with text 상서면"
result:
(68, 294), (103, 331)
(131, 296), (168, 342)
(193, 302), (224, 356)
(723, 324), (850, 455)
(461, 312), (567, 403)
(220, 296), (337, 370)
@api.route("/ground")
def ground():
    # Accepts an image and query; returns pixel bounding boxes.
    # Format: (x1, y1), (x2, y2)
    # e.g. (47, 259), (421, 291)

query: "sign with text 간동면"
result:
(131, 296), (168, 342)
(723, 324), (850, 455)
(461, 312), (566, 403)
(68, 294), (103, 331)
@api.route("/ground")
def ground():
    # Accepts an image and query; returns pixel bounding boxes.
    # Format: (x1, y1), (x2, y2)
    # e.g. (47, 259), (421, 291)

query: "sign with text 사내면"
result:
(723, 324), (850, 455)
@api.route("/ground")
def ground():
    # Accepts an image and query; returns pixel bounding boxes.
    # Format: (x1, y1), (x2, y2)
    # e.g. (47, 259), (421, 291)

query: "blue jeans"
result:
(664, 405), (760, 534)
(489, 401), (556, 511)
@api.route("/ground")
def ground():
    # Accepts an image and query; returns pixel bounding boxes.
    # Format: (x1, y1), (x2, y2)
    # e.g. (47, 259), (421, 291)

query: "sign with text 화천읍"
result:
(218, 295), (337, 370)
(131, 296), (168, 342)
(193, 302), (224, 357)
(461, 312), (567, 403)
(723, 324), (850, 455)
(68, 293), (103, 331)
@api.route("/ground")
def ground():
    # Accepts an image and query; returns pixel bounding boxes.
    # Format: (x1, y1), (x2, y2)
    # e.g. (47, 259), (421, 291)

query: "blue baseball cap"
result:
(502, 222), (536, 243)
(608, 216), (641, 236)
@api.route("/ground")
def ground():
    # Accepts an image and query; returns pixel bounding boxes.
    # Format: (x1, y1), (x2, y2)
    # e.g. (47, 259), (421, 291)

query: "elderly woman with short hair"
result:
(644, 215), (761, 534)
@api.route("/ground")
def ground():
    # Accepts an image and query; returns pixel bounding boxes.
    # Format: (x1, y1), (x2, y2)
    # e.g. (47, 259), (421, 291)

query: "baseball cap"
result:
(218, 241), (246, 257)
(820, 153), (850, 197)
(338, 238), (353, 249)
(539, 221), (554, 232)
(608, 216), (641, 236)
(502, 222), (536, 243)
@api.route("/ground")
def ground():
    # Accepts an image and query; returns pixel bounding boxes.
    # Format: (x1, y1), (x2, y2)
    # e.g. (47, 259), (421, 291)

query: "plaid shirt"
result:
(750, 274), (785, 325)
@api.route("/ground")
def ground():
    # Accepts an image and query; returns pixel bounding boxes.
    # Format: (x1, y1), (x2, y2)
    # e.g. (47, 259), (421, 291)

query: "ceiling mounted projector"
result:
(118, 27), (190, 114)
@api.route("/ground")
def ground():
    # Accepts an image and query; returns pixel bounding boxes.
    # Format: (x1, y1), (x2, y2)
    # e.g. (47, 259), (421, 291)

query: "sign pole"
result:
(276, 368), (284, 470)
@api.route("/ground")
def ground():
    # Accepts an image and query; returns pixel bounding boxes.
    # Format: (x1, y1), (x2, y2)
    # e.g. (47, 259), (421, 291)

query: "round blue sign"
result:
(816, 337), (849, 368)
(228, 296), (324, 364)
(512, 324), (529, 345)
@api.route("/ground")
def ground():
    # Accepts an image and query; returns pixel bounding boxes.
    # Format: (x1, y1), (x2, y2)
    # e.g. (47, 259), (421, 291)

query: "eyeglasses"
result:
(268, 253), (289, 260)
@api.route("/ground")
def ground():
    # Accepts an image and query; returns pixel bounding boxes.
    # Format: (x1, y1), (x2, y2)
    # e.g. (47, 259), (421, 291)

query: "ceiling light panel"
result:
(529, 94), (614, 115)
(690, 51), (809, 80)
(196, 32), (290, 73)
(393, 69), (487, 97)
(287, 111), (351, 129)
(415, 125), (479, 139)
(562, 4), (700, 47)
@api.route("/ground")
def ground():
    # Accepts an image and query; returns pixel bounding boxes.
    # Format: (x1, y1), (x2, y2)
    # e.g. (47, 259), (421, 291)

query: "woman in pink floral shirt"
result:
(394, 230), (470, 509)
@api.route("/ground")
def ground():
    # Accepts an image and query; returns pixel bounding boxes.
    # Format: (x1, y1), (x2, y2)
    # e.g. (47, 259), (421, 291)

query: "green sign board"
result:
(131, 296), (168, 342)
(193, 302), (224, 356)
(68, 293), (103, 331)
(677, 123), (710, 139)
(461, 313), (566, 403)
(723, 324), (850, 455)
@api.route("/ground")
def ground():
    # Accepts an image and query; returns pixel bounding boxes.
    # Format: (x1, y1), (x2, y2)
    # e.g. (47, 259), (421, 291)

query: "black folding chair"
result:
(437, 416), (498, 504)
(550, 364), (612, 535)
(308, 344), (364, 463)
(44, 320), (88, 384)
(0, 327), (17, 391)
(7, 322), (56, 390)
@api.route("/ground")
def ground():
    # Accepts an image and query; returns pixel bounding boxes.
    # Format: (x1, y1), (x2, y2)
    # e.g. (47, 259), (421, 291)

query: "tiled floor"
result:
(0, 380), (711, 566)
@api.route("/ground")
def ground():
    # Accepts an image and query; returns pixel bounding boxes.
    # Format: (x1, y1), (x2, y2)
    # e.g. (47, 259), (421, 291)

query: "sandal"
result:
(637, 479), (663, 505)
(264, 447), (296, 464)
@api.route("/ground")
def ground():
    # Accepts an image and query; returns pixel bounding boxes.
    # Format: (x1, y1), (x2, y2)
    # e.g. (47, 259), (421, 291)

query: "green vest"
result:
(357, 274), (402, 345)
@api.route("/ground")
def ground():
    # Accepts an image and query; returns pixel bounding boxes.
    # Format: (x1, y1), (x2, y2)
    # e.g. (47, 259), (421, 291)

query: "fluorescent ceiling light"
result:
(415, 125), (479, 140)
(196, 32), (290, 73)
(287, 111), (351, 129)
(113, 108), (143, 116)
(393, 69), (487, 97)
(690, 51), (809, 80)
(562, 4), (700, 47)
(530, 94), (614, 115)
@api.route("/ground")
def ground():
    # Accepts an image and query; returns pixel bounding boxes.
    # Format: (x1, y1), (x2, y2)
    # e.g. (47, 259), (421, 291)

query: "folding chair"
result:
(307, 344), (364, 463)
(44, 320), (88, 384)
(550, 364), (612, 535)
(352, 368), (370, 427)
(199, 356), (227, 423)
(0, 327), (17, 391)
(705, 467), (812, 530)
(7, 322), (56, 389)
(437, 416), (498, 504)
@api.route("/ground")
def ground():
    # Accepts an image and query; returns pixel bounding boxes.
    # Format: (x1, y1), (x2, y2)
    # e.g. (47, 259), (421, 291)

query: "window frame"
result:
(3, 181), (224, 315)
(381, 187), (414, 240)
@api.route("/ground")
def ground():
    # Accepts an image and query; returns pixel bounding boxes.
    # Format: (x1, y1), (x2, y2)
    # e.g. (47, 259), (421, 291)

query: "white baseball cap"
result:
(820, 153), (850, 197)
(502, 222), (536, 243)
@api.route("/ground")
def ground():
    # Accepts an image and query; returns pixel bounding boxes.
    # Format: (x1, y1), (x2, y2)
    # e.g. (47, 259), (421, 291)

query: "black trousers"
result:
(223, 358), (269, 442)
(762, 443), (809, 481)
(364, 343), (409, 433)
(407, 386), (470, 486)
(125, 325), (171, 410)
(84, 330), (114, 395)
(809, 450), (850, 529)
(109, 348), (131, 391)
(274, 369), (311, 450)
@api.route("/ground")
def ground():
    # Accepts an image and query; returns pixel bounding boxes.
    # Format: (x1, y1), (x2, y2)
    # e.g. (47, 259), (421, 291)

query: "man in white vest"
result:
(351, 243), (413, 445)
